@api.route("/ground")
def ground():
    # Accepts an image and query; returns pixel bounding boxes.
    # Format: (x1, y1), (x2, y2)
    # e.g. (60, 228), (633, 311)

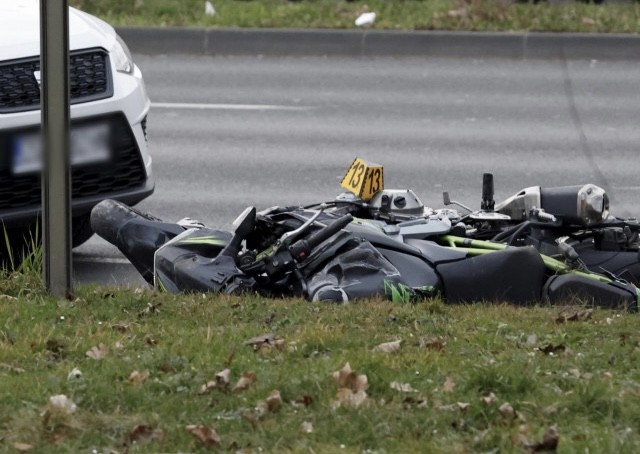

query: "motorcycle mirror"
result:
(232, 206), (257, 237)
(443, 191), (451, 206)
(219, 207), (257, 258)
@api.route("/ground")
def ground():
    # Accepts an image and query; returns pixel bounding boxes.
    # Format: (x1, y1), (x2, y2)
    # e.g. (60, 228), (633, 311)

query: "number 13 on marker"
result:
(340, 158), (384, 201)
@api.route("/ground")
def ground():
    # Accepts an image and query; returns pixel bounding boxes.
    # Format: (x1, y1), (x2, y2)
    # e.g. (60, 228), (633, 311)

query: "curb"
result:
(117, 27), (640, 60)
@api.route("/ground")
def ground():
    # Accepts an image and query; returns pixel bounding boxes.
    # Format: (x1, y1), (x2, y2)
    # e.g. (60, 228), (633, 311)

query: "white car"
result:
(0, 0), (153, 246)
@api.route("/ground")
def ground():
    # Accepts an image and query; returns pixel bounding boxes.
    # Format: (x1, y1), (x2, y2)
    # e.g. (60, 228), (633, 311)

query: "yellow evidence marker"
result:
(340, 158), (384, 201)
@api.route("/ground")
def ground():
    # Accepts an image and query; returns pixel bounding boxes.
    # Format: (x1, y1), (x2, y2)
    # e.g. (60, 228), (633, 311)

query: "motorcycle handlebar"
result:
(289, 214), (353, 262)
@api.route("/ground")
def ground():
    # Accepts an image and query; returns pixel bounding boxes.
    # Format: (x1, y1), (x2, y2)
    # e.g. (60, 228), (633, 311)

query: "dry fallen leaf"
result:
(514, 424), (532, 447)
(201, 368), (233, 393)
(419, 336), (446, 351)
(374, 340), (402, 353)
(138, 302), (161, 317)
(568, 368), (581, 378)
(498, 402), (515, 419)
(86, 343), (109, 360)
(332, 363), (370, 408)
(67, 367), (82, 381)
(46, 339), (66, 359)
(111, 323), (129, 333)
(402, 396), (428, 408)
(186, 425), (221, 448)
(126, 424), (164, 445)
(438, 402), (470, 412)
(200, 381), (216, 394)
(390, 381), (418, 393)
(301, 421), (314, 433)
(215, 368), (231, 387)
(526, 426), (559, 452)
(245, 332), (276, 346)
(457, 402), (470, 411)
(539, 344), (566, 355)
(233, 371), (257, 392)
(126, 370), (150, 385)
(481, 392), (497, 405)
(332, 363), (369, 392)
(265, 389), (283, 413)
(291, 394), (314, 408)
(442, 376), (455, 393)
(47, 394), (77, 414)
(556, 309), (593, 323)
(12, 442), (33, 451)
(145, 336), (158, 346)
(334, 388), (369, 409)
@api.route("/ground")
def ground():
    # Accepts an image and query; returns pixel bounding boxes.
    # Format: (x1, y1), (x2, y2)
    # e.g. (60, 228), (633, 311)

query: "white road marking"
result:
(152, 102), (311, 111)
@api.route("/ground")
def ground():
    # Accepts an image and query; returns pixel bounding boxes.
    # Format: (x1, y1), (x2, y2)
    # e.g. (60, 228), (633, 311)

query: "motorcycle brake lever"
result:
(530, 207), (557, 224)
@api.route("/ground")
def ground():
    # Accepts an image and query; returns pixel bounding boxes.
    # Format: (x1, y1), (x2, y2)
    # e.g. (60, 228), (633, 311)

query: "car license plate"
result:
(11, 123), (111, 175)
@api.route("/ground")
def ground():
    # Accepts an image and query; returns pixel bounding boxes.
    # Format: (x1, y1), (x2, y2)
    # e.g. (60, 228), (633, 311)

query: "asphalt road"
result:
(74, 54), (640, 287)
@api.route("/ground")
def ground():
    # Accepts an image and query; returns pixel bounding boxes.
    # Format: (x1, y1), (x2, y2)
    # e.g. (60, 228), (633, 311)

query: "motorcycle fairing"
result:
(305, 237), (421, 303)
(374, 247), (442, 292)
(116, 219), (185, 284)
(154, 228), (255, 294)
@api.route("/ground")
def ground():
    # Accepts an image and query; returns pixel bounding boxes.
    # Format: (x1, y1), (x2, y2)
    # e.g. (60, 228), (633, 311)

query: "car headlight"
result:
(110, 34), (134, 74)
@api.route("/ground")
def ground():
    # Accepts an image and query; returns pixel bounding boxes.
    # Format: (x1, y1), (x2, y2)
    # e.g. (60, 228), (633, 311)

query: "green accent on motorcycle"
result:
(384, 280), (414, 303)
(156, 276), (168, 293)
(416, 285), (437, 297)
(178, 236), (227, 246)
(440, 235), (611, 284)
(256, 245), (275, 261)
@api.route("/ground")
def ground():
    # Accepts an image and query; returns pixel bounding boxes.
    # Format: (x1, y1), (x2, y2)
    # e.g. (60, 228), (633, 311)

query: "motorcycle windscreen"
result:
(436, 247), (546, 305)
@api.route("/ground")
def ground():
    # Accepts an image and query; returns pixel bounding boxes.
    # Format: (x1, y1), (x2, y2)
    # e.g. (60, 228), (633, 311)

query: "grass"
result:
(68, 0), (640, 33)
(1, 263), (639, 452)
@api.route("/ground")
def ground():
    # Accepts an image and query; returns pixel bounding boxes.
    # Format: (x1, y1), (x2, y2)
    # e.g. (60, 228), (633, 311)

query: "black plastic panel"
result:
(0, 48), (113, 113)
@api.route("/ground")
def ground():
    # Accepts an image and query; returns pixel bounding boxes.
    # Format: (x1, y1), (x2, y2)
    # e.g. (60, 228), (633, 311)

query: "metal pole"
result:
(40, 0), (72, 298)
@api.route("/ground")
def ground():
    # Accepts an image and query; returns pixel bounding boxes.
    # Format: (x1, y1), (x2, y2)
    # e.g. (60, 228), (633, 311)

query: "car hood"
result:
(0, 0), (116, 61)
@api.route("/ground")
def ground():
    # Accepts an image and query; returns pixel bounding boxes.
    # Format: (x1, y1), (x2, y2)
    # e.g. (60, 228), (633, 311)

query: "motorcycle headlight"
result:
(110, 34), (134, 74)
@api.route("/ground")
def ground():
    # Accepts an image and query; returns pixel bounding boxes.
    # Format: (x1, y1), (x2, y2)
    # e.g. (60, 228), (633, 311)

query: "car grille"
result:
(0, 48), (112, 114)
(0, 113), (146, 210)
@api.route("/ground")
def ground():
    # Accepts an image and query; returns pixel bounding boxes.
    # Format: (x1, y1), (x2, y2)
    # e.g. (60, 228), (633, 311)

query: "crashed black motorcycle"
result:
(90, 176), (639, 311)
(317, 166), (640, 287)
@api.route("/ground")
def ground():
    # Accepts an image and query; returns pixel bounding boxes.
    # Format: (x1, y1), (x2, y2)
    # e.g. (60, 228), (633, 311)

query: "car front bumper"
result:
(0, 62), (153, 227)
